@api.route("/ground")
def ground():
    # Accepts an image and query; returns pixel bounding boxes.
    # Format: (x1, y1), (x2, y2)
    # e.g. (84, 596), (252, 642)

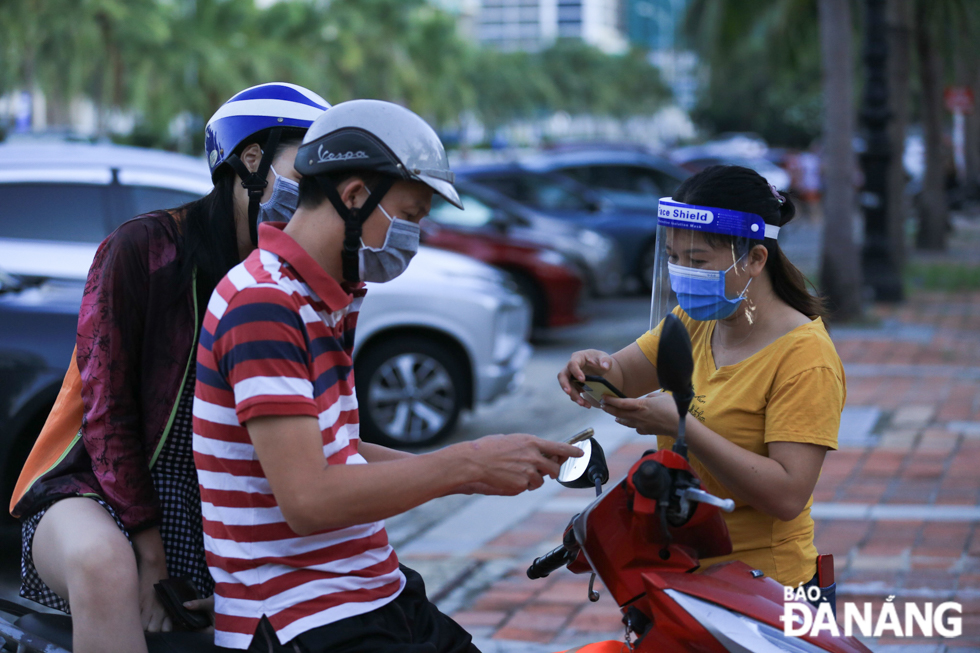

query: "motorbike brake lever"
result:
(587, 573), (600, 602)
(677, 487), (735, 512)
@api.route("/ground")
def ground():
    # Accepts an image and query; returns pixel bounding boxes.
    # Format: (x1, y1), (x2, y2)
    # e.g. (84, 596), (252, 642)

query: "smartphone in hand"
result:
(571, 375), (626, 408)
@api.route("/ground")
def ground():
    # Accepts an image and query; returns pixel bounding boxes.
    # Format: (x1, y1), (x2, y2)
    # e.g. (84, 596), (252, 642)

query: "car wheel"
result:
(356, 335), (465, 449)
(639, 240), (658, 292)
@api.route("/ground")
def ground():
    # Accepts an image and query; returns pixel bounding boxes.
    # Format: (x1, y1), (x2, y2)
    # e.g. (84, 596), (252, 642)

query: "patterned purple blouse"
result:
(15, 211), (201, 532)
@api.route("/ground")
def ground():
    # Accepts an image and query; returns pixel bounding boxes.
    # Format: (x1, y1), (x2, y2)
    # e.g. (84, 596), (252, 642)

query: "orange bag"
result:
(9, 347), (85, 516)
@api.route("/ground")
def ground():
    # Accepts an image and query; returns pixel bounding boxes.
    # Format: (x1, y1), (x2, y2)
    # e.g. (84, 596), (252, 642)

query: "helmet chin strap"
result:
(225, 127), (283, 246)
(315, 175), (395, 283)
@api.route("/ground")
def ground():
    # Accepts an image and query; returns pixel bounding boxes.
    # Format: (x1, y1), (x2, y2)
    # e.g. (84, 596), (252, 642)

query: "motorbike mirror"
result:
(558, 438), (609, 491)
(656, 313), (694, 411)
(657, 313), (695, 457)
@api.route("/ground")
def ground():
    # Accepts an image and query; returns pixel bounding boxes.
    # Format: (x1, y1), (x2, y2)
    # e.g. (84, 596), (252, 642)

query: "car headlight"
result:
(666, 589), (826, 653)
(578, 229), (608, 249)
(536, 249), (570, 268)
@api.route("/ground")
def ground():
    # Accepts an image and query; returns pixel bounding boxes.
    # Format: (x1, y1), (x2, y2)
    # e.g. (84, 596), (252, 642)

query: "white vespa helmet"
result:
(295, 99), (462, 282)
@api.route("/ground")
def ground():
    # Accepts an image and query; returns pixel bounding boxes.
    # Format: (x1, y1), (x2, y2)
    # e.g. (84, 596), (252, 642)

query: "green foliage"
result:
(0, 0), (670, 151)
(905, 261), (980, 291)
(684, 0), (825, 147)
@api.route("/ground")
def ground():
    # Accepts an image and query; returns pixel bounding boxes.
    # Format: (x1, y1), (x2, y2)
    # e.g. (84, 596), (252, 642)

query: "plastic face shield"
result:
(649, 198), (780, 330)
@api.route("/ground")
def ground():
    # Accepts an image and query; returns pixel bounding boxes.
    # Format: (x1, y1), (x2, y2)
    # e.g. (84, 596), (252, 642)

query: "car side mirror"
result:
(657, 314), (695, 455)
(584, 192), (611, 213)
(558, 438), (609, 490)
(0, 269), (23, 294)
(489, 210), (512, 232)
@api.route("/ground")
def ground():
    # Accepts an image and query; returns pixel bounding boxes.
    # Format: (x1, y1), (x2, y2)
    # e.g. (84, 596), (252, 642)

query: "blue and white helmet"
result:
(205, 82), (330, 179)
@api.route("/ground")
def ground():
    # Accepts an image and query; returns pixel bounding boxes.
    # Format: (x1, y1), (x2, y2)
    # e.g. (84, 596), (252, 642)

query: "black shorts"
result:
(803, 572), (837, 620)
(243, 565), (480, 653)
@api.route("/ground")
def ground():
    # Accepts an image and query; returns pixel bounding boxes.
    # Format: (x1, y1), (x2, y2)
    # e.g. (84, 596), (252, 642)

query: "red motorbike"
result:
(527, 314), (873, 653)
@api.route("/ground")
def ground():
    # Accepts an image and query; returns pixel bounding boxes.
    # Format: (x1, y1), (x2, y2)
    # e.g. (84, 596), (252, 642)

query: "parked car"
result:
(520, 147), (691, 212)
(356, 249), (531, 447)
(0, 141), (533, 523)
(423, 196), (585, 329)
(426, 179), (622, 296)
(455, 163), (665, 291)
(0, 276), (80, 541)
(671, 153), (792, 192)
(670, 137), (791, 191)
(0, 141), (211, 278)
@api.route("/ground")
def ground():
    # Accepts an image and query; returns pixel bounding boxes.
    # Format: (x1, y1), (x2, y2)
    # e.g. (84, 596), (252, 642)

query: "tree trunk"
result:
(886, 0), (911, 268)
(969, 66), (980, 188)
(914, 3), (949, 251)
(819, 0), (863, 321)
(960, 37), (980, 190)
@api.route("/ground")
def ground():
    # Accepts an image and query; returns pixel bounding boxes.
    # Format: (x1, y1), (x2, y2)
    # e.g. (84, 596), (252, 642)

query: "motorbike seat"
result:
(16, 612), (222, 652)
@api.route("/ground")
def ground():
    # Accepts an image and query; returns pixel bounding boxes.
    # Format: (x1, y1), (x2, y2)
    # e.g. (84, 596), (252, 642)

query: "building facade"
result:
(475, 0), (626, 53)
(623, 0), (687, 51)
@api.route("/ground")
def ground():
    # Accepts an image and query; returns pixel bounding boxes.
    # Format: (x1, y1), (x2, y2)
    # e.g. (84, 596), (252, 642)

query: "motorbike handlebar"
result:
(633, 460), (734, 512)
(632, 460), (672, 501)
(527, 544), (576, 579)
(679, 487), (735, 512)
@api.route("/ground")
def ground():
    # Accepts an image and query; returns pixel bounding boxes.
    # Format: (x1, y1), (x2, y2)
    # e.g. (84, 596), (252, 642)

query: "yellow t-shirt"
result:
(635, 308), (845, 587)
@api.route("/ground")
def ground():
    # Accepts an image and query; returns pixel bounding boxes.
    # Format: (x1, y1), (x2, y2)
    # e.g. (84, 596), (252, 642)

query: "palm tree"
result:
(684, 0), (864, 319)
(886, 0), (912, 268)
(914, 1), (950, 250)
(912, 0), (979, 250)
(818, 0), (863, 319)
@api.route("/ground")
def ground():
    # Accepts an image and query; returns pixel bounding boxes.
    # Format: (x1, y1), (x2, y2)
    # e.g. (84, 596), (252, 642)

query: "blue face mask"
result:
(257, 166), (300, 224)
(668, 257), (752, 321)
(358, 192), (420, 283)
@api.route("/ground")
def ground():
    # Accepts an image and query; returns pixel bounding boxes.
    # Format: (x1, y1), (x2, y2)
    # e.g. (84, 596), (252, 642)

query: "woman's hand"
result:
(183, 595), (216, 632)
(136, 558), (172, 632)
(558, 349), (615, 408)
(132, 526), (172, 633)
(601, 393), (680, 436)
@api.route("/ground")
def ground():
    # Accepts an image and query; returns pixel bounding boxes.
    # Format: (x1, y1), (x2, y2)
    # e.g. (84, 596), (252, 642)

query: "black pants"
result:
(244, 566), (480, 653)
(803, 572), (837, 620)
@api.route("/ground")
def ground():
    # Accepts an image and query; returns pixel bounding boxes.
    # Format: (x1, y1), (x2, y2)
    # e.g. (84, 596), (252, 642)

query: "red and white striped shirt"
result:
(193, 223), (405, 649)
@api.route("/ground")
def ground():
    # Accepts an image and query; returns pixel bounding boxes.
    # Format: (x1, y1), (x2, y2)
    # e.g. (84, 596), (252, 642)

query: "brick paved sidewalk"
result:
(404, 288), (980, 653)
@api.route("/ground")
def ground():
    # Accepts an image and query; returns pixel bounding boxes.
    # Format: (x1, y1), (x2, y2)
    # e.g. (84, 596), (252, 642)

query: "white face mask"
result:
(358, 196), (420, 283)
(257, 165), (300, 224)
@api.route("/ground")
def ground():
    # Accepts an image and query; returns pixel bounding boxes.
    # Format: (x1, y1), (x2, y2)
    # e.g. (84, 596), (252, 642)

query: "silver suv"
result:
(0, 140), (531, 451)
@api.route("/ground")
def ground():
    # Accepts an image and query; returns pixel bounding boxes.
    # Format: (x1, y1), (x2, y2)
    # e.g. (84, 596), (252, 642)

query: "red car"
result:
(421, 203), (583, 329)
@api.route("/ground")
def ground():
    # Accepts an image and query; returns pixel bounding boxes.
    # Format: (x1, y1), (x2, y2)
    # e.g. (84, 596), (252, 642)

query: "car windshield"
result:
(1, 182), (108, 242)
(473, 174), (590, 212)
(127, 186), (199, 219)
(558, 164), (682, 211)
(428, 193), (496, 227)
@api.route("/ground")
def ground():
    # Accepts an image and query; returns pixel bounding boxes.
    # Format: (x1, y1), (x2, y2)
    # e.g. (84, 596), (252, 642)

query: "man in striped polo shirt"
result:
(193, 100), (582, 652)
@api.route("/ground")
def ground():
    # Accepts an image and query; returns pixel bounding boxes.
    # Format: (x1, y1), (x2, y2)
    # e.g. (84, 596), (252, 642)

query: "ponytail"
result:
(176, 128), (307, 305)
(763, 194), (826, 319)
(673, 165), (827, 319)
(177, 169), (240, 304)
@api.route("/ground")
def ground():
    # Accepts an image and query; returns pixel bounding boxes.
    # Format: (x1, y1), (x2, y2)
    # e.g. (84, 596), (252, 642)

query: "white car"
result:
(0, 141), (531, 448)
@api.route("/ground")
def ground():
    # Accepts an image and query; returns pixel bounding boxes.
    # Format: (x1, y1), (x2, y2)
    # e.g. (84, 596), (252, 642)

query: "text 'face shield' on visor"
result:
(648, 198), (780, 330)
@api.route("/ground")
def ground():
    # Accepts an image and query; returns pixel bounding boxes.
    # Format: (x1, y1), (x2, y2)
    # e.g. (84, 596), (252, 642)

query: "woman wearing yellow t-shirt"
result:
(558, 165), (844, 603)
